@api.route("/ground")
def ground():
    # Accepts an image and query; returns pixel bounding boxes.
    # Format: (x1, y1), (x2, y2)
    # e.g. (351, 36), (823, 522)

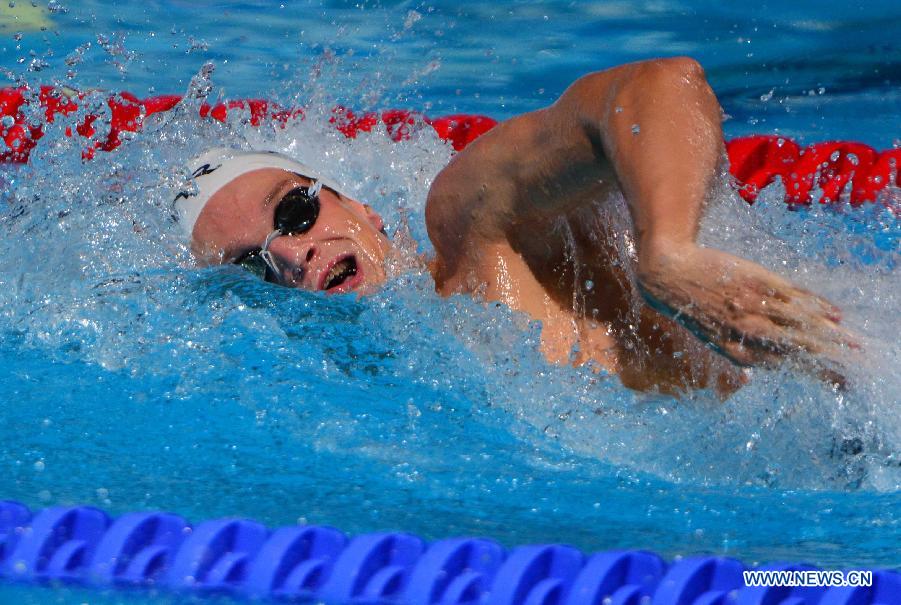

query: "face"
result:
(191, 168), (392, 295)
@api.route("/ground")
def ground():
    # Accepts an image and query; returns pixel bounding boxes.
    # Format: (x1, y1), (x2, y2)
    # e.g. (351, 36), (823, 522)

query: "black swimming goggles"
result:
(234, 179), (324, 283)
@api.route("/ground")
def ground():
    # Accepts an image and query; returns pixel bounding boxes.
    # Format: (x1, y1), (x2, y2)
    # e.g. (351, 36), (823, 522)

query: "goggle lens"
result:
(274, 186), (320, 235)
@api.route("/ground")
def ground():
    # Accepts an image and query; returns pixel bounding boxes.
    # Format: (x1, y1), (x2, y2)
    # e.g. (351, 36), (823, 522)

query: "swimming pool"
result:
(0, 1), (899, 603)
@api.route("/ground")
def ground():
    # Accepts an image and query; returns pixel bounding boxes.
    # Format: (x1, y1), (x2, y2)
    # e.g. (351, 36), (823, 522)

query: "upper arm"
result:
(425, 153), (507, 289)
(425, 57), (718, 285)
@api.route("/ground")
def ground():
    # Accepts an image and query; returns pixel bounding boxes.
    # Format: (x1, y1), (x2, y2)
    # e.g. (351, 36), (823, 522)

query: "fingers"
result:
(787, 285), (843, 323)
(739, 265), (844, 325)
(730, 279), (859, 353)
(763, 295), (860, 352)
(717, 307), (860, 389)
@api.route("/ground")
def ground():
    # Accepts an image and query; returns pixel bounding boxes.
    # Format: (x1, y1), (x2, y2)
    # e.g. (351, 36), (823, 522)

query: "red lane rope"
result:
(1, 86), (898, 207)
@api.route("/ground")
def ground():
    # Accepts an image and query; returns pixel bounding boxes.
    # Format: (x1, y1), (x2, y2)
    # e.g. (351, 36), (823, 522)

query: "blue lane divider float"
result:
(1, 500), (898, 604)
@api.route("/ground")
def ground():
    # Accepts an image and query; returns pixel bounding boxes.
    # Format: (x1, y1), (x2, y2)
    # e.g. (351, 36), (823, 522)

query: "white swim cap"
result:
(174, 148), (346, 236)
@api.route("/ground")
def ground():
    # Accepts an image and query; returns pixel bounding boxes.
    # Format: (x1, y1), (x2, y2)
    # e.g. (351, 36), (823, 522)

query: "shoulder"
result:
(424, 116), (530, 287)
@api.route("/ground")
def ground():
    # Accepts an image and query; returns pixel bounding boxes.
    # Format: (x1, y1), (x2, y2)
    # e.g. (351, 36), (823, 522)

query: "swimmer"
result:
(177, 57), (857, 395)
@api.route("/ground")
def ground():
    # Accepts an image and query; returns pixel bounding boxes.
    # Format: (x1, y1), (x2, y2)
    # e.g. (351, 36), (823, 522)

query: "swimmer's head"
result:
(176, 148), (391, 294)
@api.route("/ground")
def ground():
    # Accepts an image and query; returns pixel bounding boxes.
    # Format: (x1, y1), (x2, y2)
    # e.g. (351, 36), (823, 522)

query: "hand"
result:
(637, 245), (859, 378)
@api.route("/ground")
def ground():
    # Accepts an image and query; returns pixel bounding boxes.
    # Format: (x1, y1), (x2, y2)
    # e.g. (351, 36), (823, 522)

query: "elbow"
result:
(637, 56), (709, 89)
(621, 56), (720, 124)
(656, 56), (705, 76)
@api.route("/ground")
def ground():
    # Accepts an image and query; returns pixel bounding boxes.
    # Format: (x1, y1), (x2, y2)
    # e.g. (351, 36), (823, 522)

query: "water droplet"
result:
(614, 106), (623, 113)
(631, 124), (640, 135)
(33, 460), (44, 471)
(403, 9), (422, 29)
(584, 279), (594, 291)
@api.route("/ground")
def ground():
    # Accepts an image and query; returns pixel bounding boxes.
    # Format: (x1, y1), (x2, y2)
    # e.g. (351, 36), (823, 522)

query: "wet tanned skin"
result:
(425, 57), (855, 395)
(192, 57), (856, 396)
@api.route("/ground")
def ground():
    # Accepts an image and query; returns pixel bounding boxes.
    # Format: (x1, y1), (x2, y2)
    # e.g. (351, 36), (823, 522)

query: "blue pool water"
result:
(1, 1), (899, 603)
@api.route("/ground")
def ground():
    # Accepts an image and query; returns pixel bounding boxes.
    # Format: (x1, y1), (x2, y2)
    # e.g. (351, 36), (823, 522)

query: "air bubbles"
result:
(631, 123), (640, 135)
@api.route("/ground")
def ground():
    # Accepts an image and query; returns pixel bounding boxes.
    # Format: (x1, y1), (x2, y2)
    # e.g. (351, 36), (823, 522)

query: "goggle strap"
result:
(260, 250), (280, 277)
(260, 229), (283, 277)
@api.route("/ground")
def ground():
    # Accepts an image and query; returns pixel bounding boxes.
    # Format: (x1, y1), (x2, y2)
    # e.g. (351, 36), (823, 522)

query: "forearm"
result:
(564, 57), (724, 267)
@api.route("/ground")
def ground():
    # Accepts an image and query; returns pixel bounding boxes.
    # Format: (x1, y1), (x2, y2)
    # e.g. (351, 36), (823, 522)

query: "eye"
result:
(273, 186), (320, 235)
(234, 250), (280, 284)
(235, 249), (266, 277)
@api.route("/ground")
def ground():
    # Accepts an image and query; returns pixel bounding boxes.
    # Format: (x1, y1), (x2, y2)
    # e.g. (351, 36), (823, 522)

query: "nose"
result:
(267, 236), (319, 287)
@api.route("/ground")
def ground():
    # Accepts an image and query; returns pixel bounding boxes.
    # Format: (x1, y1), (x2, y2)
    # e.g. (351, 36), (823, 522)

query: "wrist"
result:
(637, 237), (697, 282)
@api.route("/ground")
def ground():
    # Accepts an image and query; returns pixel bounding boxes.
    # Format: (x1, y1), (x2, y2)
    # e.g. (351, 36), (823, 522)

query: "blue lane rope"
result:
(0, 500), (898, 604)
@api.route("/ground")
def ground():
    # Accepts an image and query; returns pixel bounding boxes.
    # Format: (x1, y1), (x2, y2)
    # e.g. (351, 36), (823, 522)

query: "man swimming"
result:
(176, 57), (856, 395)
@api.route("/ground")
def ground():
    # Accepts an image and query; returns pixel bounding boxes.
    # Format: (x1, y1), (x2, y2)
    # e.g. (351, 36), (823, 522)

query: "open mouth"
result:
(320, 255), (359, 292)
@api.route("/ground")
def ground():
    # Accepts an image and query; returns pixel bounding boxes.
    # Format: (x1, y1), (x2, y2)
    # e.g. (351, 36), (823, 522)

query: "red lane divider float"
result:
(1, 86), (898, 207)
